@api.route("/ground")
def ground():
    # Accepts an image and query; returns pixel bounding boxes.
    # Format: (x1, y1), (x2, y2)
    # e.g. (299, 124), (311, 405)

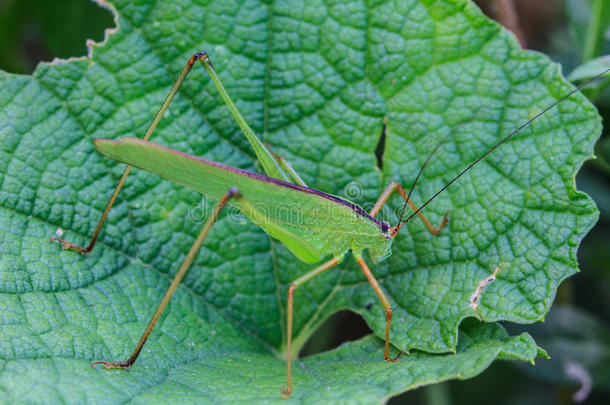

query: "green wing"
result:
(94, 138), (380, 264)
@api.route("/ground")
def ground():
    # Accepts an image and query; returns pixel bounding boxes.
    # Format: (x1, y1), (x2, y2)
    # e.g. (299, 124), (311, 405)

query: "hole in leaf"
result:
(0, 0), (114, 74)
(374, 120), (387, 170)
(301, 310), (372, 357)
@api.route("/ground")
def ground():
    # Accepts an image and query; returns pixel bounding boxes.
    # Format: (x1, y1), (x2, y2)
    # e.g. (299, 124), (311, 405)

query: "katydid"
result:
(50, 51), (609, 398)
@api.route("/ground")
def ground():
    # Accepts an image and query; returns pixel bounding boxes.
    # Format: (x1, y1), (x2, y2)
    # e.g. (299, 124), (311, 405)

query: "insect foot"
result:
(386, 351), (404, 363)
(49, 236), (92, 255)
(90, 360), (132, 369)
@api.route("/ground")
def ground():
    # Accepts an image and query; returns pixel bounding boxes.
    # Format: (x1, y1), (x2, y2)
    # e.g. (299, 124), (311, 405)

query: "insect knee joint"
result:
(227, 187), (240, 199)
(385, 306), (393, 321)
(189, 51), (207, 66)
(191, 50), (214, 69)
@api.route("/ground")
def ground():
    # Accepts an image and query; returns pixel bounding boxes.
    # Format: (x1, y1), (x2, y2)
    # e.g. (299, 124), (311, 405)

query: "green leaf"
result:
(0, 316), (534, 403)
(568, 55), (610, 83)
(567, 55), (610, 107)
(0, 0), (601, 402)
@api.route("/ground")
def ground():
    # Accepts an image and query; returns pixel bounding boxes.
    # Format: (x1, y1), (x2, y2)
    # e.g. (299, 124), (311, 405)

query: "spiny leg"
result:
(370, 181), (448, 235)
(51, 54), (204, 254)
(355, 255), (401, 363)
(91, 188), (239, 369)
(281, 256), (342, 398)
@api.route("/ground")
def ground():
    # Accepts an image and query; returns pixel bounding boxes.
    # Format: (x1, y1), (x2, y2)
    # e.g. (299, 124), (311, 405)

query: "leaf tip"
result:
(537, 346), (550, 361)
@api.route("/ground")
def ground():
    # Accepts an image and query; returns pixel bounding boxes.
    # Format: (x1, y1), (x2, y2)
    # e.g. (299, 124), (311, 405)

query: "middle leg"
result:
(281, 255), (343, 398)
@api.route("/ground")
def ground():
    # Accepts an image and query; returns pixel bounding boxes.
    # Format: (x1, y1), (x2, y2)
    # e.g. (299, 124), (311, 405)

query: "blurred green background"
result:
(0, 0), (608, 404)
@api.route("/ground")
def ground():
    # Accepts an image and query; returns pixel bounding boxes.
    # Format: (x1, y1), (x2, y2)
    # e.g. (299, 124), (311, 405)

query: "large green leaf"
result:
(0, 0), (601, 402)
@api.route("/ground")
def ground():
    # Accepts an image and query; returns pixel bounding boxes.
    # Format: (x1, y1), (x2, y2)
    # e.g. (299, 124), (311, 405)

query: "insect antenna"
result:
(401, 68), (610, 227)
(396, 134), (451, 225)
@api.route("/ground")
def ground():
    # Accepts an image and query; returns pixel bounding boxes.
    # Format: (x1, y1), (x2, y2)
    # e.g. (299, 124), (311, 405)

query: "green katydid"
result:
(50, 51), (610, 398)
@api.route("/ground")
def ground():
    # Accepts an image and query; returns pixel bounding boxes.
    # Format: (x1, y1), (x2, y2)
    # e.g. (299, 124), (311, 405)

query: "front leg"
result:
(370, 181), (448, 235)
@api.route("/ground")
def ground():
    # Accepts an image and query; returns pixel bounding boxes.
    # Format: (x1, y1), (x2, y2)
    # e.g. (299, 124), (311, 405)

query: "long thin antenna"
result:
(402, 68), (610, 226)
(396, 134), (451, 225)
